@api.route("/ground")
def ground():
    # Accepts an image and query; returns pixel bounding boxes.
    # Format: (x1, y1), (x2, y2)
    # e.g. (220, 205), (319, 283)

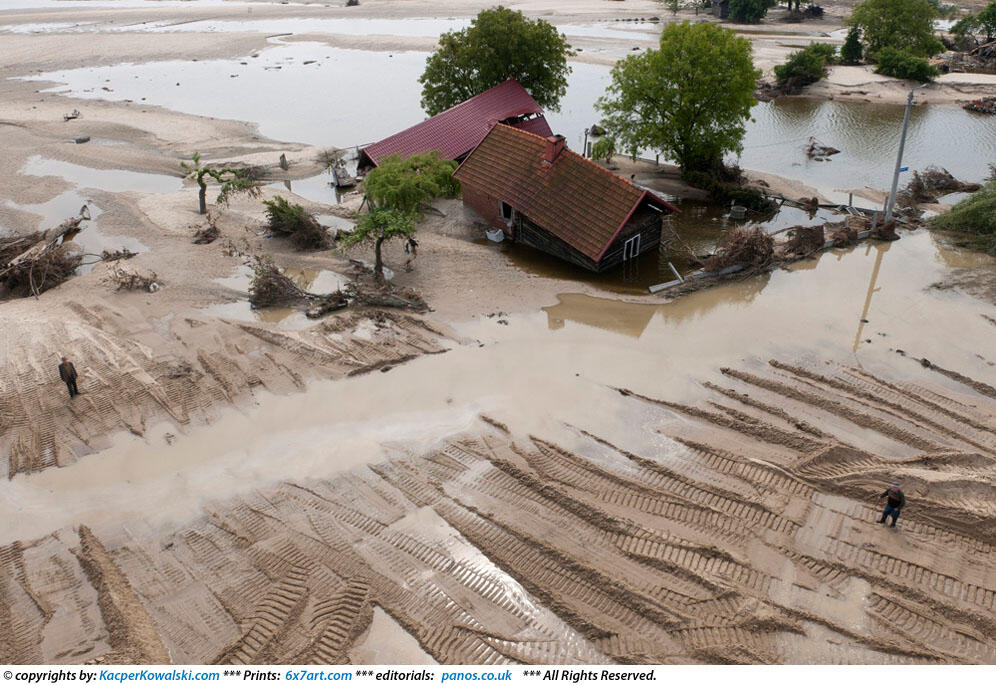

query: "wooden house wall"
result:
(461, 184), (511, 235)
(461, 180), (665, 272)
(598, 205), (663, 272)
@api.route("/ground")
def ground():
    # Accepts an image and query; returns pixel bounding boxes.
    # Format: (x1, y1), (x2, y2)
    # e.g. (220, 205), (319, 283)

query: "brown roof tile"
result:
(454, 124), (675, 261)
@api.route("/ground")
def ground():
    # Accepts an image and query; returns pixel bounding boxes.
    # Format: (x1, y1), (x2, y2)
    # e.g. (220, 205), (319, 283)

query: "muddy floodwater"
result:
(24, 49), (996, 194)
(4, 228), (992, 541)
(4, 1), (996, 667)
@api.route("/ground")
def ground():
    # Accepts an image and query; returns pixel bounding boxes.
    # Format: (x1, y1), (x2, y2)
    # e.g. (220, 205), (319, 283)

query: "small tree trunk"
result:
(374, 236), (385, 282)
(198, 182), (207, 215)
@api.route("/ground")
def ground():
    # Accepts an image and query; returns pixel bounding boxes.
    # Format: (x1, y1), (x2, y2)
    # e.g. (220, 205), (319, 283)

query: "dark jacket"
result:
(59, 361), (77, 382)
(881, 488), (905, 509)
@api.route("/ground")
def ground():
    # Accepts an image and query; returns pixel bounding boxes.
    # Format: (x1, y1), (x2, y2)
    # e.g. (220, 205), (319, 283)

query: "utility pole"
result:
(884, 88), (920, 223)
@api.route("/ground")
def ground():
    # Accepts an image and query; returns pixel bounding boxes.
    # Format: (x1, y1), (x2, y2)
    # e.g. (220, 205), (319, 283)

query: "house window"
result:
(499, 201), (514, 223)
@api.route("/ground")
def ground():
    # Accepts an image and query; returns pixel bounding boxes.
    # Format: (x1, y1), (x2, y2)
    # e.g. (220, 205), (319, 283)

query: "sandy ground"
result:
(2, 0), (996, 667)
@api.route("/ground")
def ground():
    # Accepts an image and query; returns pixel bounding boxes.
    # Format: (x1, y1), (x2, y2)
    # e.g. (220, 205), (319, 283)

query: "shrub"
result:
(774, 44), (837, 91)
(931, 182), (996, 254)
(874, 47), (939, 81)
(682, 166), (775, 214)
(729, 0), (776, 24)
(840, 28), (863, 64)
(262, 195), (331, 249)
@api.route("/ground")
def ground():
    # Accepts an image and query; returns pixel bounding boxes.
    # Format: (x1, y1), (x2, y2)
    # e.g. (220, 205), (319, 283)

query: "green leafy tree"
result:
(840, 27), (864, 64)
(774, 44), (836, 92)
(596, 21), (760, 175)
(418, 6), (574, 116)
(181, 152), (262, 214)
(848, 0), (944, 58)
(591, 137), (617, 164)
(343, 152), (460, 280)
(660, 0), (680, 17)
(729, 0), (776, 24)
(979, 2), (996, 41)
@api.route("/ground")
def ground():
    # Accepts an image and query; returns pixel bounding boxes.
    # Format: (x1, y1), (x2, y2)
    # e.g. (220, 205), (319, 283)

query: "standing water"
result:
(23, 50), (996, 194)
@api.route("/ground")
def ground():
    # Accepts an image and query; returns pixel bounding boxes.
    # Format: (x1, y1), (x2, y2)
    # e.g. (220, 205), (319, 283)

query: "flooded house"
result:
(357, 79), (553, 171)
(453, 124), (679, 272)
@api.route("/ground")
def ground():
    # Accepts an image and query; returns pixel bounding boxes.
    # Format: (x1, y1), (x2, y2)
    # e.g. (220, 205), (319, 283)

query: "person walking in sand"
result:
(58, 356), (79, 398)
(878, 482), (905, 528)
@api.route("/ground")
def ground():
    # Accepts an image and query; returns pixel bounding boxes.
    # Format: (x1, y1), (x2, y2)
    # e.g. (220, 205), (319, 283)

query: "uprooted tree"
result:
(342, 151), (460, 281)
(181, 152), (263, 214)
(262, 195), (331, 249)
(0, 210), (89, 299)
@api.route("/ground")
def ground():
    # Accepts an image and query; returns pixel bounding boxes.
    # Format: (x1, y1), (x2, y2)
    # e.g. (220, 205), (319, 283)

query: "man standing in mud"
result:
(878, 482), (905, 528)
(58, 356), (79, 398)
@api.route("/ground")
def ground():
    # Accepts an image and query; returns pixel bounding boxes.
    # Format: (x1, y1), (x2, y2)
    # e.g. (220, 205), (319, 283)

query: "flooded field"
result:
(2, 228), (994, 664)
(24, 48), (996, 196)
(3, 0), (996, 668)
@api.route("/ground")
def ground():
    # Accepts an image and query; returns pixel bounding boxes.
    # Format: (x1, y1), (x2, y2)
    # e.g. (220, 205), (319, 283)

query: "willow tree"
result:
(342, 152), (460, 280)
(181, 152), (262, 214)
(596, 21), (760, 177)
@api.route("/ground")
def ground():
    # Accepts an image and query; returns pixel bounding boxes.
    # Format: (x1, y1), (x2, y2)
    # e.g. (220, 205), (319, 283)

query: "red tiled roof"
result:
(359, 79), (552, 167)
(454, 124), (677, 262)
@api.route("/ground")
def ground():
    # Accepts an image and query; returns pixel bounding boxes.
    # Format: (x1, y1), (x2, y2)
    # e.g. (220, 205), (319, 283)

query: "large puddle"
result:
(206, 263), (348, 330)
(24, 47), (996, 196)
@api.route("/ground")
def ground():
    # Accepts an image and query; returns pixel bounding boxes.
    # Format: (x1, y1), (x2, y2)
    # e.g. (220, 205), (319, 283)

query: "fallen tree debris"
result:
(103, 263), (160, 292)
(0, 210), (90, 298)
(703, 227), (774, 272)
(248, 254), (314, 308)
(100, 248), (137, 262)
(806, 137), (840, 161)
(898, 166), (982, 207)
(782, 225), (825, 256)
(248, 254), (427, 319)
(262, 195), (331, 249)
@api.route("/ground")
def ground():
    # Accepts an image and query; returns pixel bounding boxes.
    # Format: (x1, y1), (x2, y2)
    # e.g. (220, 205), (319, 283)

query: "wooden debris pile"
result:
(898, 166), (982, 207)
(703, 227), (774, 272)
(102, 263), (160, 291)
(782, 225), (825, 256)
(248, 254), (426, 320)
(0, 212), (88, 299)
(806, 137), (840, 161)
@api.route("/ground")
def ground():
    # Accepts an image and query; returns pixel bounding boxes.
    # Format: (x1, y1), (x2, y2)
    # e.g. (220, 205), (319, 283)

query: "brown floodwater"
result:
(2, 229), (993, 545)
(495, 199), (835, 292)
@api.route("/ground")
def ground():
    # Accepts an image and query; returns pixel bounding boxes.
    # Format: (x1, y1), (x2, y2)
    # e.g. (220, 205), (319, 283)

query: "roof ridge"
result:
(432, 78), (523, 117)
(492, 123), (639, 191)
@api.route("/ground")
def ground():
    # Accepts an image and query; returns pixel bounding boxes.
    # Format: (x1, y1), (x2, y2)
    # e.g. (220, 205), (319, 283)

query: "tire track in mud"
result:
(769, 361), (996, 454)
(218, 563), (312, 665)
(3, 360), (995, 664)
(308, 580), (371, 665)
(912, 357), (996, 400)
(75, 526), (170, 664)
(613, 386), (826, 453)
(865, 592), (996, 663)
(719, 367), (945, 451)
(842, 368), (995, 435)
(0, 304), (450, 478)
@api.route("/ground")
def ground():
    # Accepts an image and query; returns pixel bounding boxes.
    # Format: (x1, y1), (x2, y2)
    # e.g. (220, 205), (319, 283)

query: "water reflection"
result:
(542, 270), (772, 339)
(25, 45), (996, 195)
